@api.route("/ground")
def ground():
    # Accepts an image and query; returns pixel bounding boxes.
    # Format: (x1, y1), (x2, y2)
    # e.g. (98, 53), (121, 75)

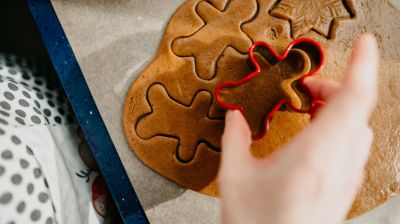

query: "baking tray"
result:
(24, 0), (400, 223)
(26, 0), (148, 223)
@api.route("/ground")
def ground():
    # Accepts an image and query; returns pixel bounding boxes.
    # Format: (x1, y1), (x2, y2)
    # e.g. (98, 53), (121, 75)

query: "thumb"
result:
(220, 110), (253, 171)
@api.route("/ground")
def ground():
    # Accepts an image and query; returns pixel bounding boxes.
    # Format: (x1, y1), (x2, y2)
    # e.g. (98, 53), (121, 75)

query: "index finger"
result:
(284, 34), (378, 162)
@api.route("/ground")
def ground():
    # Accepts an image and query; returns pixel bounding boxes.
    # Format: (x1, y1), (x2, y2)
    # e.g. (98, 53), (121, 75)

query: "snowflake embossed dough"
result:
(271, 0), (356, 39)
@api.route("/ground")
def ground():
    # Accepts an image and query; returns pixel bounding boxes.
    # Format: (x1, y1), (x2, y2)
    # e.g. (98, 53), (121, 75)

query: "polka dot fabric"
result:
(0, 128), (55, 223)
(0, 54), (75, 127)
(0, 54), (108, 224)
(0, 54), (59, 223)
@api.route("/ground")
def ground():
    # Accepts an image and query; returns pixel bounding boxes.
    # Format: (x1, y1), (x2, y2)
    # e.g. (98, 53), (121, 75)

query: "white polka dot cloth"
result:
(0, 54), (74, 127)
(0, 128), (55, 224)
(0, 54), (108, 224)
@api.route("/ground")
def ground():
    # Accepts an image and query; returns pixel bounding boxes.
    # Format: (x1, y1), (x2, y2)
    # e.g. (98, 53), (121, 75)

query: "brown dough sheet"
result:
(123, 0), (400, 218)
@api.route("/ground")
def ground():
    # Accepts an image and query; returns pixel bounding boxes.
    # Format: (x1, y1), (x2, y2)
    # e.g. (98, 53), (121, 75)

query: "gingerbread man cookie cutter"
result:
(214, 38), (325, 140)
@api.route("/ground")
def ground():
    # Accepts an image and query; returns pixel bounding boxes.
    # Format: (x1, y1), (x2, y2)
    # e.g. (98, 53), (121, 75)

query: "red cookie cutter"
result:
(214, 38), (325, 140)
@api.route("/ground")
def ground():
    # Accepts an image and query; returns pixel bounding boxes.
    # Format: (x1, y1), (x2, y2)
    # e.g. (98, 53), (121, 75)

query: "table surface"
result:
(27, 0), (400, 223)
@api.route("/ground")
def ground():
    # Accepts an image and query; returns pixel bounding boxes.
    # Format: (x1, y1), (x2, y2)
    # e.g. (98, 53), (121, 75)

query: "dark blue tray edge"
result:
(25, 0), (149, 223)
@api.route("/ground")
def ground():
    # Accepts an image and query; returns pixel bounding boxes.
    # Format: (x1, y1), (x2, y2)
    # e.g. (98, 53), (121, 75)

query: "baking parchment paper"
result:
(49, 0), (400, 223)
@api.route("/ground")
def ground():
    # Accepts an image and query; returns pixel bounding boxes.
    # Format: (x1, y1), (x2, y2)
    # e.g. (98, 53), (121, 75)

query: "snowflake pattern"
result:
(271, 0), (354, 39)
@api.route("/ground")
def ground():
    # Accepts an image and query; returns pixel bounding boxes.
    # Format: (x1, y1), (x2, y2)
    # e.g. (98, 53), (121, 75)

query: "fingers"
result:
(312, 34), (379, 128)
(305, 79), (341, 101)
(221, 110), (252, 169)
(344, 33), (379, 117)
(284, 34), (379, 163)
(305, 34), (378, 117)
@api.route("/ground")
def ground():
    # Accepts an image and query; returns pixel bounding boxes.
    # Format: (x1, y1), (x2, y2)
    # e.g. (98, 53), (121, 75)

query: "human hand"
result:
(219, 34), (379, 224)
